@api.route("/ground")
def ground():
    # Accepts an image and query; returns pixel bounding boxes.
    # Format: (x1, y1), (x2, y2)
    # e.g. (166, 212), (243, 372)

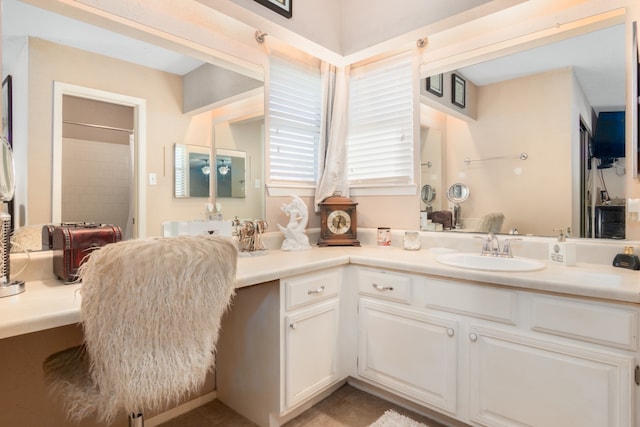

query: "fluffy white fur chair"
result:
(476, 212), (505, 233)
(43, 235), (238, 425)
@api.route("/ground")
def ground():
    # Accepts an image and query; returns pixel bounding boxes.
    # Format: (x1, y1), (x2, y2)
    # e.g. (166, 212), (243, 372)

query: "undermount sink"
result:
(436, 252), (546, 272)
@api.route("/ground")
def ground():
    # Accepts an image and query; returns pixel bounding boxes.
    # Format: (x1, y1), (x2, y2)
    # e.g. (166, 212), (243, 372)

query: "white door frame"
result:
(52, 82), (147, 238)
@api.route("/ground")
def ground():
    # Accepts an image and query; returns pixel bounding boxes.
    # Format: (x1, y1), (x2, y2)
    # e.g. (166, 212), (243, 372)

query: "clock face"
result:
(327, 210), (351, 235)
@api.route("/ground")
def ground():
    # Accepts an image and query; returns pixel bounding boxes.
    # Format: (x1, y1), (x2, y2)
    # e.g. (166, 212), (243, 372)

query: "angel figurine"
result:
(278, 195), (311, 251)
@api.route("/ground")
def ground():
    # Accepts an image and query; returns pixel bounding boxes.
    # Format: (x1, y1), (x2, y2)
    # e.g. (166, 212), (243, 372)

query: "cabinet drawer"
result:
(421, 278), (517, 325)
(284, 270), (341, 311)
(358, 269), (411, 304)
(531, 296), (638, 351)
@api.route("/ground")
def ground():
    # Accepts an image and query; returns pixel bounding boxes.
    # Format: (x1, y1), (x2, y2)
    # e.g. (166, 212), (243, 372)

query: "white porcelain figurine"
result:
(278, 195), (311, 251)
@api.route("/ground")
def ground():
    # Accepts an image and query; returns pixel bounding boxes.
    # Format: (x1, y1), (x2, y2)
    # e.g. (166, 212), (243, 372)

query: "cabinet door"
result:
(285, 299), (340, 409)
(468, 326), (634, 427)
(358, 298), (458, 415)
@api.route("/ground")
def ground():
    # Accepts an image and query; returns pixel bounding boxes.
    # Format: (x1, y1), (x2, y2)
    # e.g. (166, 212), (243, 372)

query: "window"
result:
(268, 56), (321, 185)
(347, 53), (415, 187)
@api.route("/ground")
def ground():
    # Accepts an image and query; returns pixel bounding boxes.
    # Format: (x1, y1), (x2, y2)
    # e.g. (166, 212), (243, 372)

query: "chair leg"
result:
(129, 412), (144, 427)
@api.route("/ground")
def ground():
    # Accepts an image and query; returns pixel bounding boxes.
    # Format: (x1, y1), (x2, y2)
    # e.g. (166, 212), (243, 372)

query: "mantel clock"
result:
(318, 193), (360, 247)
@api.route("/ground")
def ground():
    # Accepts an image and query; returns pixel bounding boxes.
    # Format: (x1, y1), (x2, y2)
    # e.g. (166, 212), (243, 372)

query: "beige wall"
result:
(444, 68), (574, 236)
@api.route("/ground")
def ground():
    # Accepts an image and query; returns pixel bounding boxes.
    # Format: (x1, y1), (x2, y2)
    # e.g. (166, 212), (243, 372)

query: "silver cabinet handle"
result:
(307, 285), (326, 295)
(372, 283), (394, 291)
(469, 333), (478, 342)
(290, 323), (297, 330)
(447, 328), (455, 337)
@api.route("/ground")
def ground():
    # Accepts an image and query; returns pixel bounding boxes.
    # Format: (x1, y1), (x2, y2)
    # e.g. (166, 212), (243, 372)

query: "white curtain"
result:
(314, 62), (351, 211)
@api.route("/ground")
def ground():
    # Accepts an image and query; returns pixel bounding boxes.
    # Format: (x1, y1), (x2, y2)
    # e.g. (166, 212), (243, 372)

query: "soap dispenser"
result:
(549, 228), (576, 266)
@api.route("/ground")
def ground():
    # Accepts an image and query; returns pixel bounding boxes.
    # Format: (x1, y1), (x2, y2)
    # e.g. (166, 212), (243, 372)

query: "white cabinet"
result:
(358, 298), (458, 414)
(355, 267), (639, 427)
(468, 326), (635, 427)
(216, 268), (344, 427)
(284, 299), (340, 409)
(356, 268), (458, 414)
(282, 268), (343, 412)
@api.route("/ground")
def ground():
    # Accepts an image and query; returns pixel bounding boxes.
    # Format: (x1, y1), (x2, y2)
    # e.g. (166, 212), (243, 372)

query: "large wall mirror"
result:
(2, 0), (265, 249)
(420, 20), (627, 239)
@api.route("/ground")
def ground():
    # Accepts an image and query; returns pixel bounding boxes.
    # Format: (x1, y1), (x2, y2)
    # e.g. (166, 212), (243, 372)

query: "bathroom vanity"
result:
(0, 231), (639, 427)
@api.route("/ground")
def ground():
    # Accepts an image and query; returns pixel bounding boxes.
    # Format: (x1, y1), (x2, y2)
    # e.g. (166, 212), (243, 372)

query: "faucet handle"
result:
(502, 237), (522, 258)
(475, 233), (496, 255)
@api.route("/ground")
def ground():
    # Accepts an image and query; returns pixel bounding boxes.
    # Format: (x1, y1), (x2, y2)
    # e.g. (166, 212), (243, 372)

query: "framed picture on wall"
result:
(254, 0), (292, 18)
(2, 75), (12, 146)
(426, 74), (443, 97)
(451, 73), (466, 108)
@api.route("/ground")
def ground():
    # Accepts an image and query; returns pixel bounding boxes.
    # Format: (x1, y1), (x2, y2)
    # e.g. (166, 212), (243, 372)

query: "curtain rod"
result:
(63, 120), (133, 133)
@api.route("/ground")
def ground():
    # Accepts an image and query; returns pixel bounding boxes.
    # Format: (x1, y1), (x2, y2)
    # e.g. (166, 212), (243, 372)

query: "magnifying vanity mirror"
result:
(421, 184), (436, 213)
(447, 183), (469, 229)
(215, 148), (246, 199)
(174, 144), (211, 198)
(0, 137), (15, 202)
(0, 136), (24, 297)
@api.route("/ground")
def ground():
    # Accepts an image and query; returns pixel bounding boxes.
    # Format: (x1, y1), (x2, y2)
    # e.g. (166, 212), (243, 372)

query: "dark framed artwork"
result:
(426, 74), (443, 97)
(451, 73), (466, 109)
(2, 75), (12, 147)
(254, 0), (292, 18)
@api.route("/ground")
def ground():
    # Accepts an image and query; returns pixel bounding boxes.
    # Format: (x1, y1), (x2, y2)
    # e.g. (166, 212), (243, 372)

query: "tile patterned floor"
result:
(158, 384), (449, 427)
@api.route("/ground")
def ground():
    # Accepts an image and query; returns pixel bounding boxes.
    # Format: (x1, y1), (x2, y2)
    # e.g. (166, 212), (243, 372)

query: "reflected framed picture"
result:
(254, 0), (292, 18)
(426, 74), (443, 97)
(2, 75), (12, 146)
(451, 73), (466, 108)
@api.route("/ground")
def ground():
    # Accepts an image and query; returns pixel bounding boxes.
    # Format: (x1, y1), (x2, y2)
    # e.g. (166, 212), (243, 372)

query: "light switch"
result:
(255, 179), (261, 189)
(149, 173), (157, 185)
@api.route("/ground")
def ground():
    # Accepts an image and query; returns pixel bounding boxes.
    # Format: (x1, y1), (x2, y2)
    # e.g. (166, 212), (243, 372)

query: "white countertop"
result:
(1, 244), (639, 340)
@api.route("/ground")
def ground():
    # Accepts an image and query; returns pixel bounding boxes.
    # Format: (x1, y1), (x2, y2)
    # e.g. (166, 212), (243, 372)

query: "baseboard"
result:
(145, 391), (217, 426)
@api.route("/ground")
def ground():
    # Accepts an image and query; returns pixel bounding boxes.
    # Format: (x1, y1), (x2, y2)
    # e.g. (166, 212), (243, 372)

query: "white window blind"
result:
(174, 144), (187, 197)
(268, 56), (321, 184)
(347, 53), (414, 185)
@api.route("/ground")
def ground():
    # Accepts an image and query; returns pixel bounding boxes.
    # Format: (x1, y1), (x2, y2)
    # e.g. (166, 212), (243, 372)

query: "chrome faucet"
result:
(476, 233), (520, 258)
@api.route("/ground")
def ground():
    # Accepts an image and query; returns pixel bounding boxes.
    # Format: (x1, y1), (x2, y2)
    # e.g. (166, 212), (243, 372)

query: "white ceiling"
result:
(2, 0), (627, 110)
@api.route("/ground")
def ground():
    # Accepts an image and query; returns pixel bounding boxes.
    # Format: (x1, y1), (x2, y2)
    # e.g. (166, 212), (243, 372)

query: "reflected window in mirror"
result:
(216, 149), (246, 198)
(174, 144), (211, 198)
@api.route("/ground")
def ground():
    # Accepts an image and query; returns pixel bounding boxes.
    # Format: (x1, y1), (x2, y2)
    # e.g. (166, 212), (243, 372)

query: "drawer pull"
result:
(447, 328), (455, 337)
(372, 283), (394, 291)
(307, 285), (326, 295)
(469, 333), (478, 342)
(290, 323), (297, 330)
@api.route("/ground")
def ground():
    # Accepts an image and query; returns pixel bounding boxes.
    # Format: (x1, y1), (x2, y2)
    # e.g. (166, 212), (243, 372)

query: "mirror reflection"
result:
(2, 0), (266, 247)
(215, 148), (246, 199)
(175, 144), (211, 198)
(420, 23), (626, 238)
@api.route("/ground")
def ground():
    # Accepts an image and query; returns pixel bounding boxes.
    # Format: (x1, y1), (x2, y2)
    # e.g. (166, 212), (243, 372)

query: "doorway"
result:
(52, 82), (147, 238)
